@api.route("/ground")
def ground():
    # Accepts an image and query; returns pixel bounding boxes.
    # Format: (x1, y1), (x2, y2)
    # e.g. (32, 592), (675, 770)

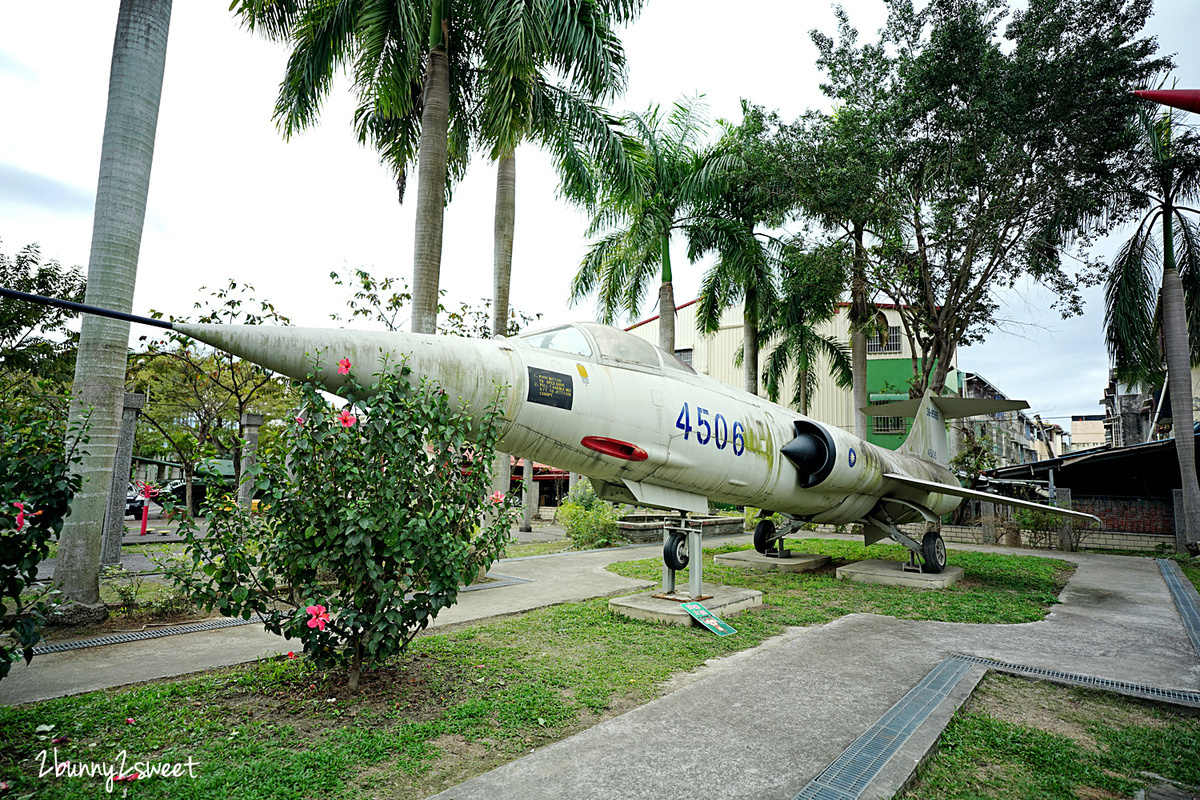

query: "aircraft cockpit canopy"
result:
(516, 322), (695, 375)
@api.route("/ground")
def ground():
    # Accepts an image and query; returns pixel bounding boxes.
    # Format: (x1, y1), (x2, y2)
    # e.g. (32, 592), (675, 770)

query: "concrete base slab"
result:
(836, 559), (964, 589)
(714, 550), (831, 573)
(609, 584), (762, 627)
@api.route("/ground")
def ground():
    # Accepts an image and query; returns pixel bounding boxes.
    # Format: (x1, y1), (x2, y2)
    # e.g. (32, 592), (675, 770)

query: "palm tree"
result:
(692, 105), (796, 395)
(1105, 103), (1200, 552)
(233, 0), (476, 334)
(55, 0), (173, 620)
(476, 0), (643, 338)
(570, 97), (733, 353)
(760, 242), (853, 415)
(787, 106), (894, 438)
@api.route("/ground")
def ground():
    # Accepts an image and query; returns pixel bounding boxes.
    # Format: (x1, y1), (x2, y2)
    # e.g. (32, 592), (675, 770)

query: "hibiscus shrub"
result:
(172, 358), (518, 690)
(0, 399), (86, 682)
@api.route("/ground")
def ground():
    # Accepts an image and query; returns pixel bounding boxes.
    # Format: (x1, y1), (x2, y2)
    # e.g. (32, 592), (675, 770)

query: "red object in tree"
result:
(1134, 89), (1200, 114)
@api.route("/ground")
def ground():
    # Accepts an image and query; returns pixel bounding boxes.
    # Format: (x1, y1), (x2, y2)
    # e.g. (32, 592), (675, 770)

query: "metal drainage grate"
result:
(950, 653), (1200, 707)
(792, 657), (973, 800)
(32, 615), (264, 655)
(1158, 558), (1200, 659)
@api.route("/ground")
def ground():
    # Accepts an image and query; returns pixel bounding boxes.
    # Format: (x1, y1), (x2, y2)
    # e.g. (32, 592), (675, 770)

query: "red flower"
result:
(337, 358), (352, 375)
(287, 651), (296, 659)
(305, 605), (330, 631)
(12, 502), (25, 531)
(337, 409), (357, 428)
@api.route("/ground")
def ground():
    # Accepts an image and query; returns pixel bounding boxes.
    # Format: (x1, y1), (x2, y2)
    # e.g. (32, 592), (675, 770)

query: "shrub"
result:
(0, 399), (86, 681)
(171, 358), (518, 691)
(557, 481), (623, 549)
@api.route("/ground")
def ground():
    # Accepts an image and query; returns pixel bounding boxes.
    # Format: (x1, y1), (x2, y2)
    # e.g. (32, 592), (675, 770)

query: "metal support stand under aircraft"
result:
(658, 512), (710, 601)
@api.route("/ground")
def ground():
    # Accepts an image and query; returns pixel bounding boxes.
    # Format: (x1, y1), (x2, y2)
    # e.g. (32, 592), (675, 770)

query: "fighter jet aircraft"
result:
(0, 288), (1100, 573)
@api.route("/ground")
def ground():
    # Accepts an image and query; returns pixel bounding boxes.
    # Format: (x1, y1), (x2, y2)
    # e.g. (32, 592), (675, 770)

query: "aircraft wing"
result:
(883, 473), (1103, 526)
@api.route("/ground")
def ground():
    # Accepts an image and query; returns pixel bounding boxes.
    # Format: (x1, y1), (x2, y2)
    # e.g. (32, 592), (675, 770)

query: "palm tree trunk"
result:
(490, 151), (517, 505)
(743, 284), (758, 395)
(851, 224), (869, 439)
(56, 0), (172, 619)
(1161, 213), (1200, 551)
(411, 15), (450, 335)
(492, 151), (516, 338)
(658, 235), (675, 353)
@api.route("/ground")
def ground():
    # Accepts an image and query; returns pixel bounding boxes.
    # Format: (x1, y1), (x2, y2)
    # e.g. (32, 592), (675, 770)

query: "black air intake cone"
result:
(781, 422), (836, 488)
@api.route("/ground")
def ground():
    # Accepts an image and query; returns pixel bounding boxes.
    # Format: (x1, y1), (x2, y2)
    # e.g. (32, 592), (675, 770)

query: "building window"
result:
(867, 326), (902, 354)
(674, 348), (693, 367)
(870, 400), (907, 435)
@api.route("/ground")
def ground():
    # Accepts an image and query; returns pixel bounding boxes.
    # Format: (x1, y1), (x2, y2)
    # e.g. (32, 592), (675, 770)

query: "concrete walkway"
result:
(0, 534), (663, 706)
(4, 538), (1199, 800)
(427, 547), (1200, 800)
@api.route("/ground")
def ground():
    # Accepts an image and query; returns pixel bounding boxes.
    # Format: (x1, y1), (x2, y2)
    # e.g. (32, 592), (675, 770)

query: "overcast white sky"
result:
(1, 0), (1197, 427)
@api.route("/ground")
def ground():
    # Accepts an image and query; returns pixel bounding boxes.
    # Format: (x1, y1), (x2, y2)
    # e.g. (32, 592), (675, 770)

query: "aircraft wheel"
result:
(922, 531), (947, 574)
(664, 531), (690, 571)
(753, 519), (777, 554)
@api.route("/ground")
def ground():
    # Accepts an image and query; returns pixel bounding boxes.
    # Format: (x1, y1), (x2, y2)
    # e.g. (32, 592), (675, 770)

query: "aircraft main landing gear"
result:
(664, 531), (689, 571)
(921, 531), (947, 573)
(865, 510), (947, 574)
(753, 519), (776, 554)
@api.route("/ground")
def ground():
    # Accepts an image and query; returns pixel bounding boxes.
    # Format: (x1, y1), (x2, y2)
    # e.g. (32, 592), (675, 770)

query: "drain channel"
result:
(950, 653), (1200, 707)
(33, 615), (263, 655)
(791, 657), (973, 800)
(1157, 558), (1200, 659)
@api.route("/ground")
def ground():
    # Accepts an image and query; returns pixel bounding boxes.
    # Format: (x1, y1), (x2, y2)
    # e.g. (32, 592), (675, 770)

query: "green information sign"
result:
(680, 602), (736, 636)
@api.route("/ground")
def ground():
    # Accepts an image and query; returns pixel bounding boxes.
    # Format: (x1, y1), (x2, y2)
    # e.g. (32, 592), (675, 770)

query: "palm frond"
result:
(1105, 212), (1162, 384)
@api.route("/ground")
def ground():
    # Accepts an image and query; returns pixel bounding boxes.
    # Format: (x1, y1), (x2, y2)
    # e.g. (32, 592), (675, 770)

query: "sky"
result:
(1, 0), (1197, 431)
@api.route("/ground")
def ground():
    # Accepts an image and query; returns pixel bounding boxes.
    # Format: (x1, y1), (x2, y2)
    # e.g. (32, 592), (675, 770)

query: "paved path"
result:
(5, 538), (1199, 800)
(427, 546), (1200, 800)
(0, 537), (664, 706)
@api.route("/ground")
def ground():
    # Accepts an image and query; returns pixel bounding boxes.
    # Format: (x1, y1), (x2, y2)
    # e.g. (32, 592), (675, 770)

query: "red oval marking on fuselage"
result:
(581, 436), (649, 462)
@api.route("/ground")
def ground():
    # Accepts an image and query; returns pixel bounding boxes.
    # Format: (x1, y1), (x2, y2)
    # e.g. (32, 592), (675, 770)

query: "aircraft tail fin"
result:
(861, 391), (1029, 466)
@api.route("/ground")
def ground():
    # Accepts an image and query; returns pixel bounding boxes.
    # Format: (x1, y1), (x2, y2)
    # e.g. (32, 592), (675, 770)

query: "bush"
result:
(557, 481), (623, 549)
(171, 358), (519, 691)
(0, 399), (86, 681)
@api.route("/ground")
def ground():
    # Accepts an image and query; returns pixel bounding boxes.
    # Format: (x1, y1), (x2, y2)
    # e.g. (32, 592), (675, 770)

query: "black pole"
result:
(0, 286), (174, 330)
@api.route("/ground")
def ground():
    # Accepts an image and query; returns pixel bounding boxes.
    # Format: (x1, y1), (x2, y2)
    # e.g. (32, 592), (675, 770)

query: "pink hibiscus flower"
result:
(337, 358), (352, 375)
(12, 501), (25, 531)
(490, 491), (505, 504)
(306, 605), (330, 631)
(337, 409), (357, 428)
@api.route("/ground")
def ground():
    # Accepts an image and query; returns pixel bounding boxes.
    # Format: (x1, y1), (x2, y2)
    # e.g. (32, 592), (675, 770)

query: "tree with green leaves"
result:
(233, 0), (472, 335)
(571, 97), (733, 353)
(1104, 103), (1200, 551)
(0, 401), (86, 682)
(691, 105), (790, 396)
(811, 0), (1167, 398)
(57, 0), (173, 623)
(0, 241), (85, 391)
(172, 360), (517, 692)
(769, 101), (896, 433)
(476, 0), (642, 339)
(233, 0), (641, 337)
(760, 242), (853, 414)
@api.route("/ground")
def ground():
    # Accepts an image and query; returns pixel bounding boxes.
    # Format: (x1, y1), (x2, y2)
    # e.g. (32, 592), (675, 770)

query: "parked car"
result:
(125, 484), (146, 517)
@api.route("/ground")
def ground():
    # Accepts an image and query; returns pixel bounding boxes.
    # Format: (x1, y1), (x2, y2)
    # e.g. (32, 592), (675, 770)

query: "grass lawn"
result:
(901, 673), (1200, 799)
(0, 539), (1074, 798)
